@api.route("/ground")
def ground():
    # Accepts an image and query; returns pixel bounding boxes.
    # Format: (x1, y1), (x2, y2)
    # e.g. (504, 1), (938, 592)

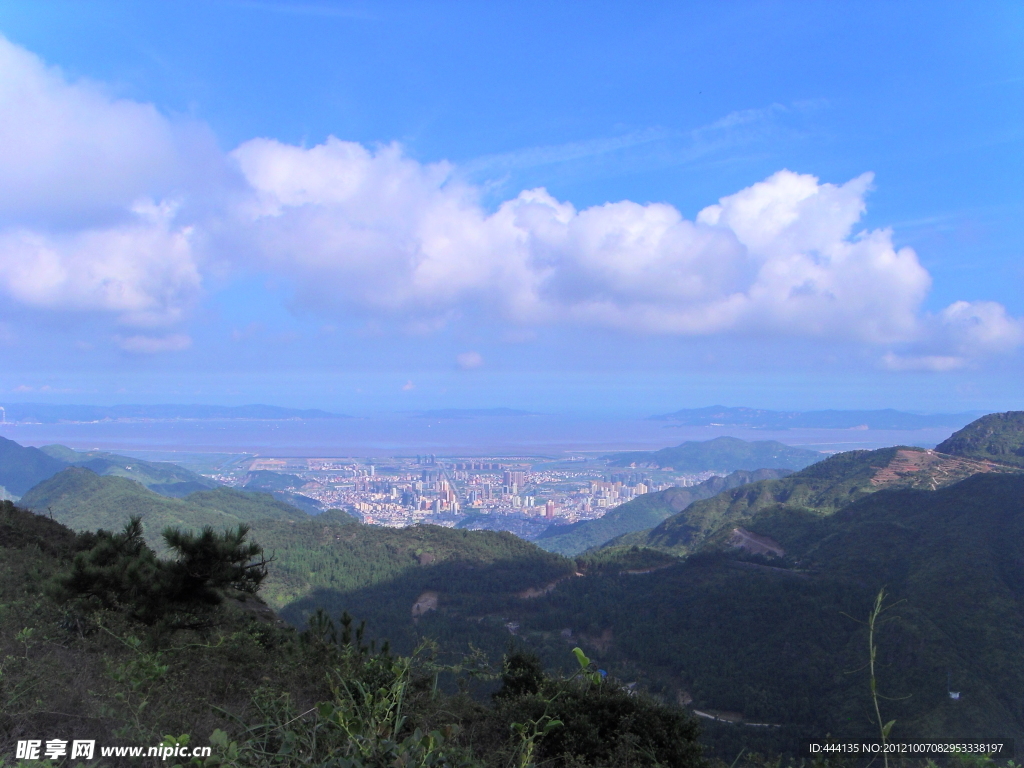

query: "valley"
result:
(2, 410), (1024, 761)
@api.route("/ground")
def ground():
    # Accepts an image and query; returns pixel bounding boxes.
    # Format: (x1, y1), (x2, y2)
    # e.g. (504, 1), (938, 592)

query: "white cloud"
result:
(117, 333), (193, 354)
(0, 34), (1019, 369)
(0, 35), (216, 225)
(232, 141), (948, 345)
(457, 351), (484, 369)
(880, 353), (966, 372)
(0, 201), (201, 326)
(0, 37), (207, 336)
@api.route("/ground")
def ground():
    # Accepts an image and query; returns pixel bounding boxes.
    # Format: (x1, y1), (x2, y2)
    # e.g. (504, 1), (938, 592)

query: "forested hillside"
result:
(536, 468), (792, 556)
(1, 500), (701, 767)
(20, 468), (303, 553)
(608, 445), (1021, 555)
(481, 474), (1024, 755)
(936, 410), (1024, 467)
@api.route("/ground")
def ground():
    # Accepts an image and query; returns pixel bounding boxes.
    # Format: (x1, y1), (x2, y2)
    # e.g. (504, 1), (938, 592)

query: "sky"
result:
(0, 0), (1021, 416)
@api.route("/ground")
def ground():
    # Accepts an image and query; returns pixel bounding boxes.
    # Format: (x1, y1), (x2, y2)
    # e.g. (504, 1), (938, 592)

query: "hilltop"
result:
(0, 434), (67, 497)
(936, 410), (1024, 467)
(19, 468), (305, 549)
(0, 436), (222, 500)
(604, 436), (822, 472)
(608, 444), (1020, 555)
(536, 468), (792, 556)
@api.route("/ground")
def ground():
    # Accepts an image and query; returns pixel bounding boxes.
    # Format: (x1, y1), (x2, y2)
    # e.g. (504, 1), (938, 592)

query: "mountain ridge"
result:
(605, 435), (822, 472)
(650, 405), (982, 430)
(536, 468), (793, 556)
(0, 402), (348, 423)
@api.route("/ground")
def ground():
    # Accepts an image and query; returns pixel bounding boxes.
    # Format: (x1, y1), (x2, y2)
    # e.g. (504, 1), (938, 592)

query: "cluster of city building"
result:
(210, 454), (721, 538)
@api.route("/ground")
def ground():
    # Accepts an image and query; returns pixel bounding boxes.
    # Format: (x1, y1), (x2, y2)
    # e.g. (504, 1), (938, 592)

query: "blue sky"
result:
(0, 0), (1021, 415)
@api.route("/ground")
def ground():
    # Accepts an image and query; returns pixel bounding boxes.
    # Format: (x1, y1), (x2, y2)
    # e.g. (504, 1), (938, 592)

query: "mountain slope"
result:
(19, 468), (301, 549)
(0, 434), (67, 496)
(505, 473), (1024, 754)
(536, 468), (792, 556)
(935, 410), (1024, 467)
(605, 436), (822, 471)
(264, 518), (576, 625)
(608, 445), (1019, 555)
(39, 444), (219, 495)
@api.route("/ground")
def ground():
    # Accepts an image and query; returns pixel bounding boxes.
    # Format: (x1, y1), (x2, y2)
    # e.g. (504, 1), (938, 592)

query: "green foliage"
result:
(38, 442), (219, 492)
(50, 516), (270, 625)
(485, 649), (705, 768)
(537, 469), (792, 556)
(608, 447), (914, 555)
(244, 470), (305, 491)
(19, 468), (299, 553)
(604, 436), (822, 472)
(936, 410), (1024, 467)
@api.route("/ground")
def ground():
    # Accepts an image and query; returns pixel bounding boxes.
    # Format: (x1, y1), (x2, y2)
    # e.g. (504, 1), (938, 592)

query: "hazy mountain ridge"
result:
(0, 402), (347, 423)
(0, 434), (67, 496)
(536, 468), (793, 556)
(605, 436), (822, 472)
(40, 444), (220, 492)
(650, 405), (982, 430)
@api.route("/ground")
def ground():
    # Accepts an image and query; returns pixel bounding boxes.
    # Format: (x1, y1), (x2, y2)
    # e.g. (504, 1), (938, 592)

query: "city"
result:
(211, 454), (723, 537)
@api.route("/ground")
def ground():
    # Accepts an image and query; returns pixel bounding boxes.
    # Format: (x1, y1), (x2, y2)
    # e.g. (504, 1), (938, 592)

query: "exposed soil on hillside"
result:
(727, 527), (785, 557)
(871, 449), (1016, 491)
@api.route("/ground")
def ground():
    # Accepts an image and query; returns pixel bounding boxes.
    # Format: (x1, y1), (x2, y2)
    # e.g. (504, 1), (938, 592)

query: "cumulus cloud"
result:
(0, 35), (216, 226)
(231, 139), (946, 345)
(0, 36), (207, 339)
(0, 201), (201, 325)
(0, 34), (1019, 368)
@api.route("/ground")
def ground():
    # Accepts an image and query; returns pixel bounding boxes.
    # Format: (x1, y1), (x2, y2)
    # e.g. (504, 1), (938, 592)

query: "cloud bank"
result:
(0, 35), (1019, 368)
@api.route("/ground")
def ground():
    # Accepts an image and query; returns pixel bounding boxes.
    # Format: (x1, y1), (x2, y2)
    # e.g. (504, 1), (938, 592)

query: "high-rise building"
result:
(545, 500), (556, 520)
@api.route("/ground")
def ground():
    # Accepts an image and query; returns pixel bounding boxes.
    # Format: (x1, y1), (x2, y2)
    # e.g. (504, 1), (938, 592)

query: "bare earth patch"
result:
(728, 527), (785, 557)
(871, 449), (1015, 491)
(411, 590), (438, 618)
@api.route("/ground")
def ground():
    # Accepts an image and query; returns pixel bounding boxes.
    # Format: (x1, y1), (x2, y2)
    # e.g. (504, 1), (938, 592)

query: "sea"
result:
(0, 413), (962, 460)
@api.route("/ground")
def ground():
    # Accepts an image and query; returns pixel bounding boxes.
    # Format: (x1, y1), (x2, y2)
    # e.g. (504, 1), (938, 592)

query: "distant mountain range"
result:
(605, 435), (823, 472)
(0, 403), (348, 423)
(650, 405), (984, 430)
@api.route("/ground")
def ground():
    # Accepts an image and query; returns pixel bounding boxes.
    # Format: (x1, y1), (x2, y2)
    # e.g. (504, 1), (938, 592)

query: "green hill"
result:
(608, 445), (1022, 555)
(268, 520), (577, 644)
(605, 436), (822, 472)
(39, 443), (219, 495)
(935, 410), (1024, 467)
(0, 434), (67, 496)
(536, 468), (792, 556)
(244, 469), (305, 491)
(19, 468), (301, 550)
(1, 501), (698, 768)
